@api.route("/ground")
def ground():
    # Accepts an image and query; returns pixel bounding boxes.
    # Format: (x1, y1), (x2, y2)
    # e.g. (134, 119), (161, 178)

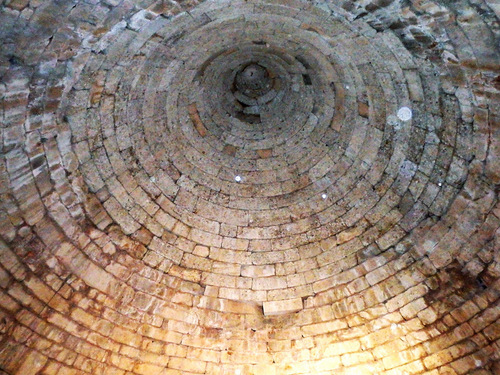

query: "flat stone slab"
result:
(263, 297), (303, 315)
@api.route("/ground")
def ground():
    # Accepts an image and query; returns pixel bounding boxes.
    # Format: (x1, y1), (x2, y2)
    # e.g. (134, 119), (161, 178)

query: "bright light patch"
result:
(397, 106), (412, 121)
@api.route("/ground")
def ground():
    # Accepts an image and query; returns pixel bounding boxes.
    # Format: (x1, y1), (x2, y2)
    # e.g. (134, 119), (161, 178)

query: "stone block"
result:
(263, 297), (303, 316)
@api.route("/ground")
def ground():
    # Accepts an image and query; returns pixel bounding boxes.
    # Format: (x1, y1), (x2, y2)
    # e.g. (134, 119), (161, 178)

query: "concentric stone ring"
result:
(0, 0), (499, 374)
(235, 63), (272, 96)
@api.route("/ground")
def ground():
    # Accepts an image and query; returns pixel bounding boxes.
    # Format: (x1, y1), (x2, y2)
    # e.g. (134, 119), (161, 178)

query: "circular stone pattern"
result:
(235, 63), (273, 97)
(80, 0), (468, 303)
(0, 0), (499, 374)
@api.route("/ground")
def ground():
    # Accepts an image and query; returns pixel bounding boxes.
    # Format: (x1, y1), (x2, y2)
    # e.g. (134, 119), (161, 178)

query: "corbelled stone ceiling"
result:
(0, 0), (499, 374)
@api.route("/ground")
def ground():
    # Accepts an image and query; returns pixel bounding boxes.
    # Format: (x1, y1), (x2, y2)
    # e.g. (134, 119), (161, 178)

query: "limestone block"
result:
(263, 297), (303, 316)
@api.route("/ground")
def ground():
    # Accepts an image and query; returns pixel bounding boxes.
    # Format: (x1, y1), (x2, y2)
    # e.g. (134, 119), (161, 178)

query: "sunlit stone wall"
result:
(0, 0), (499, 374)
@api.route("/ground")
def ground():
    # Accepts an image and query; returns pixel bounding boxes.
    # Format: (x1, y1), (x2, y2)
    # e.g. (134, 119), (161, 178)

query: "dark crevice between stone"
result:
(235, 112), (261, 124)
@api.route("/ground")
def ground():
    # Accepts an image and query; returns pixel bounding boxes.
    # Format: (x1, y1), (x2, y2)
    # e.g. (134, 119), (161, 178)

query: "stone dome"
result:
(0, 0), (499, 374)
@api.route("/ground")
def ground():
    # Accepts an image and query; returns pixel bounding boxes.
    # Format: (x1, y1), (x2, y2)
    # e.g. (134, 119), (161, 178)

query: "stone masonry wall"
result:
(0, 0), (499, 374)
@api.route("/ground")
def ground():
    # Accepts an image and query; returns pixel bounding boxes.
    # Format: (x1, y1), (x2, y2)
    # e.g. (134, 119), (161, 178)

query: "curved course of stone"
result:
(0, 0), (499, 374)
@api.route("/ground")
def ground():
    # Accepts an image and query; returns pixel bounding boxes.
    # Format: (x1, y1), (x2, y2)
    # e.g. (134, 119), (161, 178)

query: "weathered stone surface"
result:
(263, 297), (303, 316)
(0, 0), (498, 373)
